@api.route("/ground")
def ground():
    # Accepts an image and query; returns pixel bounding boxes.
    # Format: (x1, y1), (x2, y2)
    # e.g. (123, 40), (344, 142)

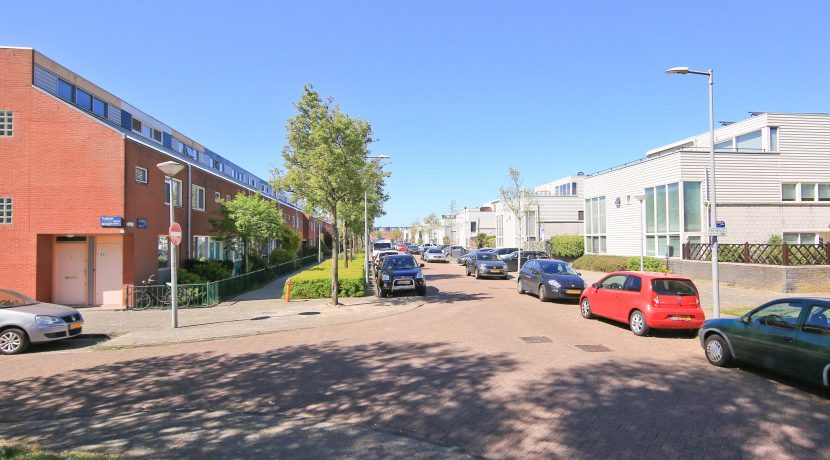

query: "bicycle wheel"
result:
(177, 288), (192, 308)
(133, 291), (152, 310)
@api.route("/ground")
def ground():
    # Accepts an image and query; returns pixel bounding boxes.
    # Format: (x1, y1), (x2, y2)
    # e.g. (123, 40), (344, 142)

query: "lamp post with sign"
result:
(157, 161), (185, 328)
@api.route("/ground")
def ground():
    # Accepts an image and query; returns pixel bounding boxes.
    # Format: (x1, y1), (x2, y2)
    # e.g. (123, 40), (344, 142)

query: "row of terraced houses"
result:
(0, 47), (331, 306)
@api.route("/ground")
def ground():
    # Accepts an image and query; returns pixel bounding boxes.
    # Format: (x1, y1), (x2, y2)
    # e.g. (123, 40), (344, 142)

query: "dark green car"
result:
(700, 298), (830, 388)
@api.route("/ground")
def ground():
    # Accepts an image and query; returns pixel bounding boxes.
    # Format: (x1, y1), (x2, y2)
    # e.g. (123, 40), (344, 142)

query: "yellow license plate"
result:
(398, 280), (412, 285)
(566, 289), (582, 294)
(672, 316), (692, 321)
(69, 322), (83, 330)
(490, 269), (502, 273)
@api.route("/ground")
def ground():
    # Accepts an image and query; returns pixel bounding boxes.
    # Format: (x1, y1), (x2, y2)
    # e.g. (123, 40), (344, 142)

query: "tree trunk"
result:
(344, 226), (350, 268)
(331, 208), (340, 306)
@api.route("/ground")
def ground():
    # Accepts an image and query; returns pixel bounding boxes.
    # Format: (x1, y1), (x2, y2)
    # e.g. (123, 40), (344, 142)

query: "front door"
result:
(592, 274), (627, 320)
(731, 300), (805, 374)
(95, 235), (123, 305)
(54, 238), (88, 305)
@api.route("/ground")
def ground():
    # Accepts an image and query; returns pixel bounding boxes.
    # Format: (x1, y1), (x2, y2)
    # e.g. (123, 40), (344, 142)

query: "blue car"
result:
(377, 254), (426, 297)
(517, 259), (586, 302)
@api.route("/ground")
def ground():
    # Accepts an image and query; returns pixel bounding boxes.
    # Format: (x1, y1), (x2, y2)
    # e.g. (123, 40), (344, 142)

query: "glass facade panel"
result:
(585, 236), (593, 253)
(646, 236), (655, 256)
(598, 197), (606, 234)
(683, 182), (702, 231)
(591, 198), (599, 234)
(715, 140), (733, 150)
(801, 233), (818, 244)
(801, 183), (816, 201)
(783, 233), (799, 245)
(57, 79), (73, 101)
(657, 236), (668, 257)
(769, 127), (779, 151)
(584, 199), (591, 234)
(668, 236), (680, 258)
(735, 130), (762, 151)
(75, 88), (92, 110)
(782, 184), (796, 201)
(92, 97), (106, 117)
(645, 188), (655, 233)
(819, 184), (830, 201)
(656, 185), (666, 232)
(668, 183), (679, 232)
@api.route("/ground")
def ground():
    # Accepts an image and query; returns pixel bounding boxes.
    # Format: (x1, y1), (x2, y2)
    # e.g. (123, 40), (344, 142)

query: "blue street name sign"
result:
(100, 216), (123, 227)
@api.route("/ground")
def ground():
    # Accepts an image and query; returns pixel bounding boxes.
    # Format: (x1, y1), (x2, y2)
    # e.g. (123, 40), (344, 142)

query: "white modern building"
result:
(583, 112), (830, 258)
(492, 175), (585, 249)
(435, 215), (456, 245)
(454, 205), (497, 248)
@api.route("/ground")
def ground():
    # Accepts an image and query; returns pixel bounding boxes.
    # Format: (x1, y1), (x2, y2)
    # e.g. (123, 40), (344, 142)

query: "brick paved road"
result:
(1, 261), (828, 458)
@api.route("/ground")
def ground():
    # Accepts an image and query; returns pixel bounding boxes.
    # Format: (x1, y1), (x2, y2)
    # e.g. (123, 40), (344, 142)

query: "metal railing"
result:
(683, 243), (830, 266)
(124, 254), (322, 309)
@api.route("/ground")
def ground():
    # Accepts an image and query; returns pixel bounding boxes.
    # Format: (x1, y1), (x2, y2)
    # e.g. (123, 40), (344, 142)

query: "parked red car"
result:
(579, 271), (705, 336)
(396, 243), (408, 252)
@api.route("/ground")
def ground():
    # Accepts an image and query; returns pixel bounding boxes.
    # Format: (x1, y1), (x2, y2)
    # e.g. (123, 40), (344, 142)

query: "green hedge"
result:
(289, 253), (365, 299)
(546, 234), (584, 260)
(624, 256), (666, 272)
(572, 254), (629, 272)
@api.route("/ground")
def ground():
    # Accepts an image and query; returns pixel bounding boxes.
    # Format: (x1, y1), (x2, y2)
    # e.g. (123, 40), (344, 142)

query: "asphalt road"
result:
(1, 261), (828, 459)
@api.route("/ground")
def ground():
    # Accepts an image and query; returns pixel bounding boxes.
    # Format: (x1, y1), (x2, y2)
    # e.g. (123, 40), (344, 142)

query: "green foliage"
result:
(475, 233), (496, 248)
(288, 253), (365, 298)
(547, 234), (584, 260)
(182, 259), (233, 282)
(176, 268), (206, 284)
(0, 442), (117, 459)
(767, 234), (784, 245)
(572, 254), (630, 272)
(322, 230), (333, 249)
(281, 229), (302, 256)
(248, 253), (268, 271)
(624, 256), (667, 272)
(269, 248), (294, 266)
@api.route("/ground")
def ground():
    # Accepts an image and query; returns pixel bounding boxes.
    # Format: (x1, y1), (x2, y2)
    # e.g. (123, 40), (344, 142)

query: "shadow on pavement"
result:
(1, 342), (828, 457)
(24, 334), (111, 354)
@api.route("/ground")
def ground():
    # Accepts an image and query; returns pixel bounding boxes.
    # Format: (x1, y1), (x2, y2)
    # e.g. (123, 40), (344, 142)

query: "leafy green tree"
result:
(475, 233), (496, 248)
(273, 85), (374, 305)
(422, 213), (440, 244)
(210, 192), (289, 273)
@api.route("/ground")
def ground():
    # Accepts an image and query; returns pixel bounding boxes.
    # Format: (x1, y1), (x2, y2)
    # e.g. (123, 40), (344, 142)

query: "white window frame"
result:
(135, 166), (148, 184)
(131, 118), (142, 134)
(192, 184), (206, 211)
(215, 191), (221, 203)
(0, 197), (12, 224)
(0, 110), (13, 137)
(164, 177), (183, 207)
(782, 182), (830, 202)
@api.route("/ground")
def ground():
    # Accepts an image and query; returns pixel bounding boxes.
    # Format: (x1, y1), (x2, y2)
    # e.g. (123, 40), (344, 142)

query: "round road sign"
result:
(169, 222), (183, 246)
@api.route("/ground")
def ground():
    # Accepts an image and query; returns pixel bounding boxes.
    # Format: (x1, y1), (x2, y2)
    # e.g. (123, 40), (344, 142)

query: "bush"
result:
(624, 256), (666, 272)
(269, 248), (294, 266)
(572, 254), (629, 272)
(288, 253), (365, 298)
(248, 253), (267, 271)
(547, 234), (584, 260)
(183, 259), (233, 282)
(176, 268), (206, 284)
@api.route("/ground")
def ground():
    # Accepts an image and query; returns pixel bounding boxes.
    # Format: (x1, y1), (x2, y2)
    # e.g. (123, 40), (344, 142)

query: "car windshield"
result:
(385, 257), (418, 269)
(0, 288), (38, 308)
(651, 279), (698, 296)
(477, 253), (499, 261)
(373, 242), (392, 251)
(540, 262), (577, 275)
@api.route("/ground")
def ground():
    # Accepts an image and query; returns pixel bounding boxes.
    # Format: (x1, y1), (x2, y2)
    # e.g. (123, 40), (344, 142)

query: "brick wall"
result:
(668, 259), (830, 293)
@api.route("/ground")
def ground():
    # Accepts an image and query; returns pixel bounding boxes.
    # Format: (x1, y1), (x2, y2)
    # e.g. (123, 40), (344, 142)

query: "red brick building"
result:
(0, 47), (327, 306)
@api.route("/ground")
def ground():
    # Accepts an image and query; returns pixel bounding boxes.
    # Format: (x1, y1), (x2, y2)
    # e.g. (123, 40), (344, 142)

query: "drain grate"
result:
(575, 344), (612, 352)
(520, 336), (552, 344)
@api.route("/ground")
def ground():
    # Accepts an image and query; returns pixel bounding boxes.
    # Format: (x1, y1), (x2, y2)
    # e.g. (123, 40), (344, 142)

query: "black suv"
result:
(377, 254), (426, 297)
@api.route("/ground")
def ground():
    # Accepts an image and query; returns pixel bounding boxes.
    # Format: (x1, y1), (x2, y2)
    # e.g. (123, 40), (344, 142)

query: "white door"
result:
(54, 240), (87, 305)
(95, 236), (123, 305)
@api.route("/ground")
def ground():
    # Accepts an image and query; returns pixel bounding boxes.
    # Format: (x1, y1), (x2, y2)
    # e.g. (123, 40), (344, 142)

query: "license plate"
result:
(566, 289), (582, 294)
(490, 269), (502, 273)
(672, 316), (692, 322)
(397, 280), (412, 285)
(69, 322), (83, 330)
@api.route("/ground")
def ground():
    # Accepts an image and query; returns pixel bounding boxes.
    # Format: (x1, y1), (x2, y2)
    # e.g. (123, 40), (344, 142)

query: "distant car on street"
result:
(517, 259), (585, 302)
(502, 250), (551, 272)
(373, 250), (400, 273)
(371, 239), (394, 259)
(579, 272), (705, 336)
(490, 247), (519, 260)
(423, 247), (448, 263)
(699, 298), (830, 388)
(465, 251), (508, 279)
(407, 244), (421, 254)
(0, 287), (84, 355)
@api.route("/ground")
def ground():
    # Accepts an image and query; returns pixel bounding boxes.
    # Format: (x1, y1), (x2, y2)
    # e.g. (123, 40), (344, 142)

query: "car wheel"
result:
(629, 310), (650, 336)
(0, 328), (30, 355)
(416, 286), (426, 296)
(704, 334), (733, 367)
(538, 284), (548, 302)
(517, 277), (525, 294)
(580, 298), (593, 319)
(466, 266), (471, 276)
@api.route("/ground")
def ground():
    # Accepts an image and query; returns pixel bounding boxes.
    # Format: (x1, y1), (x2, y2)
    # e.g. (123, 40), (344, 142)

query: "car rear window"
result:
(651, 279), (697, 296)
(373, 242), (392, 251)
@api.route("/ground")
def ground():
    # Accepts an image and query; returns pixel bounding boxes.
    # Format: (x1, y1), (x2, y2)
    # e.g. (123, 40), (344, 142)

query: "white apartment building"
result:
(492, 175), (585, 248)
(454, 206), (497, 248)
(435, 215), (456, 245)
(583, 112), (830, 258)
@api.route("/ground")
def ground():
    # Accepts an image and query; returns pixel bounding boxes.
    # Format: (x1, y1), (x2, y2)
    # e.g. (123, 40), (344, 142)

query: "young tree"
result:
(475, 233), (496, 248)
(210, 192), (289, 273)
(390, 228), (403, 241)
(273, 85), (374, 306)
(499, 167), (536, 267)
(410, 218), (422, 244)
(422, 213), (440, 244)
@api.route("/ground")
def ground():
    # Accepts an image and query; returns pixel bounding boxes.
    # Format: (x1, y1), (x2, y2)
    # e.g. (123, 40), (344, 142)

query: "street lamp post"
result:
(365, 155), (390, 285)
(157, 161), (185, 328)
(634, 194), (646, 271)
(666, 66), (720, 318)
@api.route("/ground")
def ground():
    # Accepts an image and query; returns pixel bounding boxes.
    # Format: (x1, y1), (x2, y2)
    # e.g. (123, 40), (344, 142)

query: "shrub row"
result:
(288, 253), (365, 299)
(572, 254), (667, 273)
(546, 234), (584, 260)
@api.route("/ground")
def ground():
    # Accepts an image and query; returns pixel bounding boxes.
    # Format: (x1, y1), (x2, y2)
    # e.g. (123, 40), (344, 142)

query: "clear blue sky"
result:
(5, 1), (829, 226)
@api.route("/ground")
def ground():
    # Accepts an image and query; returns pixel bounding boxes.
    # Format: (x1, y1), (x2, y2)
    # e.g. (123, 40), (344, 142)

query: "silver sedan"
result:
(423, 248), (448, 263)
(0, 287), (84, 355)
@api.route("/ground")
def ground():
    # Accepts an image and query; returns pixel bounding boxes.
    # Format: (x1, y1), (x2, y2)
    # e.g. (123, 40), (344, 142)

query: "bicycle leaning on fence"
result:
(132, 275), (192, 310)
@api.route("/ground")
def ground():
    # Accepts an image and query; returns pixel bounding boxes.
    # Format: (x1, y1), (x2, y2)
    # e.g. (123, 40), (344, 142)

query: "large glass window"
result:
(0, 110), (12, 137)
(598, 197), (606, 234)
(645, 188), (655, 233)
(656, 185), (666, 232)
(164, 177), (182, 207)
(820, 184), (830, 202)
(735, 130), (762, 151)
(92, 97), (107, 117)
(683, 182), (702, 232)
(192, 185), (206, 211)
(0, 197), (11, 224)
(135, 167), (148, 184)
(668, 183), (680, 232)
(157, 235), (169, 268)
(585, 197), (607, 254)
(75, 88), (92, 111)
(194, 236), (210, 260)
(57, 79), (73, 101)
(769, 127), (779, 151)
(801, 183), (816, 201)
(782, 183), (796, 201)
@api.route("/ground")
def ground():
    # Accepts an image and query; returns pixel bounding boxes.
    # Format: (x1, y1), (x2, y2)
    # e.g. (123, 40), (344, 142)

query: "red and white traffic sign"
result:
(169, 222), (183, 246)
